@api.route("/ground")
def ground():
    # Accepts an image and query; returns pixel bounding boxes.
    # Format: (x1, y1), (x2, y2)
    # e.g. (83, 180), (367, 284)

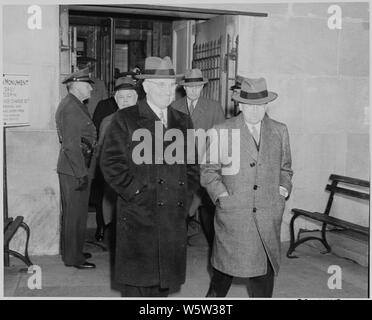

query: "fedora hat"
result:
(135, 56), (177, 79)
(232, 77), (277, 105)
(114, 76), (137, 91)
(179, 68), (208, 86)
(62, 68), (94, 84)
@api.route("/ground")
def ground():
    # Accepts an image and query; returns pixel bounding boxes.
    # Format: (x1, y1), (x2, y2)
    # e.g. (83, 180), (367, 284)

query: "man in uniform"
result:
(77, 56), (108, 117)
(171, 68), (225, 249)
(56, 68), (97, 269)
(100, 56), (199, 297)
(201, 77), (293, 297)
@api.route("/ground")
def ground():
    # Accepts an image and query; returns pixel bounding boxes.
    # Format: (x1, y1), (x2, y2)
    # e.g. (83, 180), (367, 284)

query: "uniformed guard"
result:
(56, 68), (97, 269)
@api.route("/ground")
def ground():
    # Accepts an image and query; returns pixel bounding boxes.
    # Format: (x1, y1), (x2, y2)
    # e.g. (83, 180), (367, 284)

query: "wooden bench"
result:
(4, 216), (33, 267)
(287, 174), (369, 258)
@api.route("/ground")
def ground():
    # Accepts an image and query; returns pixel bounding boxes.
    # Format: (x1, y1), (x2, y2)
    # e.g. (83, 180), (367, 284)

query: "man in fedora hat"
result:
(77, 56), (108, 117)
(201, 77), (293, 297)
(172, 68), (225, 249)
(55, 68), (97, 269)
(100, 56), (199, 297)
(92, 76), (139, 242)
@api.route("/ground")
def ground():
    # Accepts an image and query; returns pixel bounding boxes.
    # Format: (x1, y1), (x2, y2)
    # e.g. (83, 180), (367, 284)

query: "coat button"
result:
(158, 201), (164, 206)
(250, 162), (256, 167)
(253, 207), (257, 213)
(177, 201), (184, 207)
(178, 181), (185, 186)
(253, 185), (258, 190)
(158, 178), (165, 184)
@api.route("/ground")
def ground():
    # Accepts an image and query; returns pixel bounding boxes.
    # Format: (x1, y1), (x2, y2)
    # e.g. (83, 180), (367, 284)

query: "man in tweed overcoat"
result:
(201, 77), (293, 297)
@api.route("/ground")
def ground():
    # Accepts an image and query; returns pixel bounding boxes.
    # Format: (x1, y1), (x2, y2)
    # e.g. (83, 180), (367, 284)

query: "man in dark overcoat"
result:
(100, 56), (199, 297)
(171, 68), (225, 248)
(55, 68), (97, 269)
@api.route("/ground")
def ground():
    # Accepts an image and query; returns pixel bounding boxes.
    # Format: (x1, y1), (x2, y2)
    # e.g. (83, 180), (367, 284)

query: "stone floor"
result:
(4, 228), (369, 298)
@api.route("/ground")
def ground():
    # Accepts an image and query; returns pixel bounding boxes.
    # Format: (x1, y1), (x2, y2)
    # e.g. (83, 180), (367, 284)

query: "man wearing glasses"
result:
(100, 56), (199, 297)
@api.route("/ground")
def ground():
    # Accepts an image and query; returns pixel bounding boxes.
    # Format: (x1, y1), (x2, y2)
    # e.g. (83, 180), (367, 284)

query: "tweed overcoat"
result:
(200, 113), (293, 277)
(100, 99), (199, 288)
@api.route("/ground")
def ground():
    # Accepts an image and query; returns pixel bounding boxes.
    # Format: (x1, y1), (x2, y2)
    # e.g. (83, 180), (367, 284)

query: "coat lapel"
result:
(191, 97), (206, 122)
(70, 93), (91, 120)
(258, 114), (277, 163)
(236, 114), (258, 162)
(136, 99), (160, 135)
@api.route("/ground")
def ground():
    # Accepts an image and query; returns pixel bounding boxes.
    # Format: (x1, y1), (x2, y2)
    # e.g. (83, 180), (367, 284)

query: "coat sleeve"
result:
(185, 115), (200, 194)
(200, 127), (229, 203)
(60, 107), (88, 178)
(280, 125), (294, 196)
(100, 113), (145, 201)
(213, 102), (226, 126)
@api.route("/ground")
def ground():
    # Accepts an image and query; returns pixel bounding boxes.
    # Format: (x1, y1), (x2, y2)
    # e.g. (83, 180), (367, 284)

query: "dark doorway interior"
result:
(69, 14), (173, 94)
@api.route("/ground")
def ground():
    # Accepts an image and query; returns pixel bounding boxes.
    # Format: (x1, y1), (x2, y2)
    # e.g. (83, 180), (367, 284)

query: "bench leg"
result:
(287, 214), (332, 258)
(287, 213), (299, 258)
(5, 222), (33, 268)
(320, 223), (331, 254)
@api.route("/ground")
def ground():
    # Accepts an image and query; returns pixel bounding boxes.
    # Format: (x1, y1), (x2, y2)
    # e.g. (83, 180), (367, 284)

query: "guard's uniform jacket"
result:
(100, 99), (200, 288)
(55, 93), (97, 266)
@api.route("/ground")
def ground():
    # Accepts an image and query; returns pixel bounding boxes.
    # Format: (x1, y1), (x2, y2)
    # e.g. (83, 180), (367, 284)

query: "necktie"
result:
(189, 100), (195, 115)
(251, 125), (260, 145)
(159, 110), (167, 128)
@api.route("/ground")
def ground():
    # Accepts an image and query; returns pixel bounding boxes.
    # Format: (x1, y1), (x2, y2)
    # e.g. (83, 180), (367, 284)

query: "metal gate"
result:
(192, 36), (222, 102)
(192, 34), (239, 117)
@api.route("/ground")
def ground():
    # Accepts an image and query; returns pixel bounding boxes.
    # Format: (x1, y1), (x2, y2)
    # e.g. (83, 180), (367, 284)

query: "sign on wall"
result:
(3, 74), (30, 127)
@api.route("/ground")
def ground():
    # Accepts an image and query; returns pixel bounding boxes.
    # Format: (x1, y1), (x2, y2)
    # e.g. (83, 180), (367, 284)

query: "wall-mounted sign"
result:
(3, 74), (30, 127)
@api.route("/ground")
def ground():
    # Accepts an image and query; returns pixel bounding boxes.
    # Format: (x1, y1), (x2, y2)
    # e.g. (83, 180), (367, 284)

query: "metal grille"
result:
(192, 36), (222, 102)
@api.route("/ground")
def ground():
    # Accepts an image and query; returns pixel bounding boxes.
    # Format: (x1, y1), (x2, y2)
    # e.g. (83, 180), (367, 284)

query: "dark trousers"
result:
(199, 204), (215, 249)
(59, 173), (91, 266)
(207, 258), (275, 298)
(120, 285), (169, 297)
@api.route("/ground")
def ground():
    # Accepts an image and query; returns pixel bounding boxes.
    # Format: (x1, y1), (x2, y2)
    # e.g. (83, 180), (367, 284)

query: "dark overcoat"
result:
(100, 99), (199, 288)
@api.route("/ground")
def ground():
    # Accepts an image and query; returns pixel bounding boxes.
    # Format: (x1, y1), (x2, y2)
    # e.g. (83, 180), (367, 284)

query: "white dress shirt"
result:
(147, 99), (168, 126)
(186, 98), (198, 114)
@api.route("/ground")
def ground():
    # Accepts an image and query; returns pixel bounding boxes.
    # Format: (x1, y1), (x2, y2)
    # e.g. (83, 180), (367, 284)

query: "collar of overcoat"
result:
(235, 113), (275, 162)
(136, 99), (187, 135)
(69, 93), (91, 119)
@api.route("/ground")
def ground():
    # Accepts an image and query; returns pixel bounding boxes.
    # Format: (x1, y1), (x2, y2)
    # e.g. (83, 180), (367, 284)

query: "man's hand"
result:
(75, 175), (89, 191)
(188, 193), (202, 217)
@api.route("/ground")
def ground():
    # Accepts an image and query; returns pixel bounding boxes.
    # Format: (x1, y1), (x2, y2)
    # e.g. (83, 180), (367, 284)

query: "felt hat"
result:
(232, 77), (277, 105)
(135, 56), (177, 79)
(179, 68), (208, 86)
(114, 77), (137, 91)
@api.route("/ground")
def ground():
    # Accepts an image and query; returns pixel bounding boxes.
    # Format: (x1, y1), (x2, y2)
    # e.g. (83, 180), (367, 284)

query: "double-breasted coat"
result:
(100, 99), (199, 288)
(200, 113), (293, 278)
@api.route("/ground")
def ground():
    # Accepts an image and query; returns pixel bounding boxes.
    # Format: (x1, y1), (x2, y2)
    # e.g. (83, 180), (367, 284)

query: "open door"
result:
(193, 15), (239, 117)
(172, 20), (195, 74)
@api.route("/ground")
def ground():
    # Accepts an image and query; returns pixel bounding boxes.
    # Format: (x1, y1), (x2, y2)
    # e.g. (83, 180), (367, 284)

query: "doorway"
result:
(68, 13), (174, 93)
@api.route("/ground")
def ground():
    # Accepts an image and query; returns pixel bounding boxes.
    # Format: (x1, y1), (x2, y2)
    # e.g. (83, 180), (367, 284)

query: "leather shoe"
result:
(73, 262), (96, 269)
(83, 252), (92, 259)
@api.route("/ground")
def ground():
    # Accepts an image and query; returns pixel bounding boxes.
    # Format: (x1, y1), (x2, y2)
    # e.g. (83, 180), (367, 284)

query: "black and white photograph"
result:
(1, 0), (370, 301)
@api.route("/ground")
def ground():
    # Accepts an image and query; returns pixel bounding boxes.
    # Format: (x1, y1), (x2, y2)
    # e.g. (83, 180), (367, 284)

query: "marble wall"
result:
(3, 5), (60, 255)
(236, 2), (369, 240)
